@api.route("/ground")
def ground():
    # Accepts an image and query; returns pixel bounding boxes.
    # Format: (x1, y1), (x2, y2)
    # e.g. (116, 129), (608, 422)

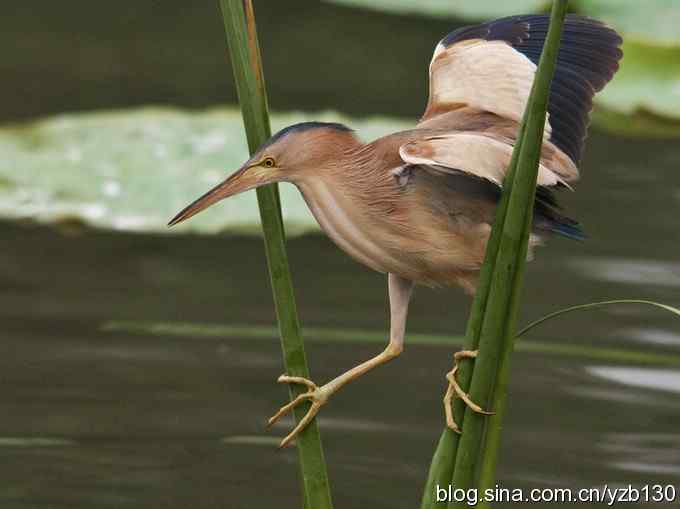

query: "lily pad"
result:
(575, 0), (680, 46)
(326, 0), (680, 47)
(323, 0), (680, 136)
(592, 108), (680, 139)
(325, 0), (547, 19)
(0, 108), (411, 235)
(596, 41), (680, 120)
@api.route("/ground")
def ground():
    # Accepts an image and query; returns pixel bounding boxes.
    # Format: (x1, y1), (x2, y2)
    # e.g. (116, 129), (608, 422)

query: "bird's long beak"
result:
(168, 163), (273, 227)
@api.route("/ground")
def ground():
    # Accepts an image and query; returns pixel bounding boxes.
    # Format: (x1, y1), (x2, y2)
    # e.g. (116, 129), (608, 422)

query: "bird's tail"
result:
(534, 187), (586, 241)
(547, 219), (586, 241)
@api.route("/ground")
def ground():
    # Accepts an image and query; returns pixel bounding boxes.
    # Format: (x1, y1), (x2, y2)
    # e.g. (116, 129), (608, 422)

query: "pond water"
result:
(2, 0), (680, 507)
(1, 128), (679, 509)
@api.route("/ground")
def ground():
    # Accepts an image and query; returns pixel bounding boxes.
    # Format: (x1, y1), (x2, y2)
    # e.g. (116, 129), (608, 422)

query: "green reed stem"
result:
(421, 2), (568, 508)
(218, 2), (333, 508)
(420, 89), (531, 509)
(454, 2), (569, 505)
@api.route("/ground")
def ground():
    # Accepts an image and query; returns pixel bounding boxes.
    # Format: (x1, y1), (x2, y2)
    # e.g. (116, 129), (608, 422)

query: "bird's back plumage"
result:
(398, 14), (623, 253)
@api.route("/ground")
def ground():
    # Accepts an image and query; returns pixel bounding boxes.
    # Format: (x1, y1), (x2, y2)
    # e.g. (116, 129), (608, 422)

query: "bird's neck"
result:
(294, 136), (388, 206)
(293, 133), (409, 274)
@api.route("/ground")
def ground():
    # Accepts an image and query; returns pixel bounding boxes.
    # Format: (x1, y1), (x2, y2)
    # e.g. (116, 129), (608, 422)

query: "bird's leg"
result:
(443, 349), (494, 433)
(268, 273), (414, 448)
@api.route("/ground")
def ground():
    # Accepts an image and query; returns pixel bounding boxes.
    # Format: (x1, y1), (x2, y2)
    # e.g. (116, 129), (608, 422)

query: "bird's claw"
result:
(443, 349), (494, 433)
(267, 374), (329, 448)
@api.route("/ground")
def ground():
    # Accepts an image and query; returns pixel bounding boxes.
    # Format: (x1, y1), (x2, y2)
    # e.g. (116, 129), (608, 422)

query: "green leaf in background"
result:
(592, 107), (680, 139)
(325, 0), (547, 18)
(0, 108), (410, 234)
(327, 0), (680, 47)
(575, 0), (680, 46)
(595, 41), (680, 132)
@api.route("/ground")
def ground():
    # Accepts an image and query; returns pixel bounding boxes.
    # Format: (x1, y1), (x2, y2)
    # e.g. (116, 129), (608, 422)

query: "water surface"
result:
(1, 127), (679, 509)
(2, 1), (679, 507)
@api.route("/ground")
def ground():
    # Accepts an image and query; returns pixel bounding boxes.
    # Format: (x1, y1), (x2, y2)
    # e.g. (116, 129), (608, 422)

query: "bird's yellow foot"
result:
(443, 349), (494, 433)
(267, 374), (331, 448)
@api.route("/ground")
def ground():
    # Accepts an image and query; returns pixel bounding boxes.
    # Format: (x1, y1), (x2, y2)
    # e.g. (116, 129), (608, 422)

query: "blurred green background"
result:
(1, 1), (679, 508)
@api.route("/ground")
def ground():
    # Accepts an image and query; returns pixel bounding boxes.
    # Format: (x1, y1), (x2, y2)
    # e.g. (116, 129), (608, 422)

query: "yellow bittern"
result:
(170, 15), (622, 447)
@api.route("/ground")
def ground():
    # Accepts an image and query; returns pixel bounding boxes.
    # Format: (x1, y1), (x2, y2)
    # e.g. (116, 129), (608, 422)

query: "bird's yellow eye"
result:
(262, 157), (276, 168)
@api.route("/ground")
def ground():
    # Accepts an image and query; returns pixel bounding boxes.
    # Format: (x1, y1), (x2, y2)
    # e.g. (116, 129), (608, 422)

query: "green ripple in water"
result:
(102, 320), (680, 367)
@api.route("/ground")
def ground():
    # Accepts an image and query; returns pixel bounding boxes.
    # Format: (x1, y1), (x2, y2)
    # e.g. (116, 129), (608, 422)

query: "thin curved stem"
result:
(517, 299), (680, 339)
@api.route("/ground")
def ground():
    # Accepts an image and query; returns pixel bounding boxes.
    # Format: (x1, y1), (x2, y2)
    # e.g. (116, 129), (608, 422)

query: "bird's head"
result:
(168, 121), (355, 226)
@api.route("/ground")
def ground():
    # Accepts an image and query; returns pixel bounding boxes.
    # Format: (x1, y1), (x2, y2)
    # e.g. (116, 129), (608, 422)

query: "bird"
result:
(169, 14), (622, 447)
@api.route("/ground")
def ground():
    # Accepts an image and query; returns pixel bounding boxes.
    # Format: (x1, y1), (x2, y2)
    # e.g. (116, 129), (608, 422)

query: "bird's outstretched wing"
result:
(420, 14), (622, 167)
(399, 131), (576, 188)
